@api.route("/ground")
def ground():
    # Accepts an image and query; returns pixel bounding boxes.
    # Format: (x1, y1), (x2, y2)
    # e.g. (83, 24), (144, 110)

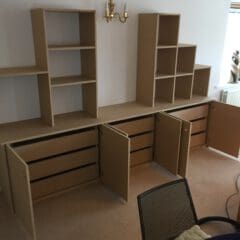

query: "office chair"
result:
(137, 179), (240, 240)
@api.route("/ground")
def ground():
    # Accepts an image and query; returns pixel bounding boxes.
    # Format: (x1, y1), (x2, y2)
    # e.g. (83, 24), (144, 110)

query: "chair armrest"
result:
(198, 216), (240, 231)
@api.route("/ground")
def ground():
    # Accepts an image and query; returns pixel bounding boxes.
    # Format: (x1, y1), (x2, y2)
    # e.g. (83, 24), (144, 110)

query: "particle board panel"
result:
(191, 118), (207, 134)
(6, 145), (36, 240)
(137, 14), (158, 106)
(31, 9), (49, 70)
(207, 102), (240, 157)
(0, 66), (48, 77)
(130, 132), (154, 152)
(29, 147), (98, 181)
(31, 164), (99, 200)
(155, 77), (175, 103)
(191, 133), (206, 148)
(14, 129), (98, 162)
(178, 120), (192, 177)
(175, 75), (193, 100)
(100, 125), (130, 201)
(112, 116), (154, 136)
(130, 147), (153, 167)
(0, 145), (13, 210)
(154, 112), (182, 175)
(170, 104), (209, 121)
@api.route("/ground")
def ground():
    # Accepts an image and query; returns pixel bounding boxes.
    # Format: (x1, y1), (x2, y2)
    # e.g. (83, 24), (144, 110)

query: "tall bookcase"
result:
(137, 13), (210, 107)
(0, 8), (98, 126)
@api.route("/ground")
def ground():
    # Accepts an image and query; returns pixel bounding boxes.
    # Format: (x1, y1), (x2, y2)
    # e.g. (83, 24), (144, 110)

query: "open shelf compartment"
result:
(155, 77), (175, 104)
(158, 14), (180, 46)
(45, 9), (96, 48)
(175, 75), (193, 100)
(156, 48), (177, 77)
(193, 65), (211, 97)
(177, 44), (196, 75)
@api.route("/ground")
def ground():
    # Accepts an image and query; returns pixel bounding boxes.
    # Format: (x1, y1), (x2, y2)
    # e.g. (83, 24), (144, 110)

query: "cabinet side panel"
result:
(6, 146), (36, 240)
(136, 14), (158, 106)
(207, 102), (240, 157)
(100, 125), (130, 201)
(155, 113), (182, 175)
(0, 145), (13, 210)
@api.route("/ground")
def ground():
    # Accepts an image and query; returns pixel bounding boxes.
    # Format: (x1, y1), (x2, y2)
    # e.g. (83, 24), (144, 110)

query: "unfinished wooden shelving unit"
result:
(0, 8), (98, 127)
(137, 13), (209, 107)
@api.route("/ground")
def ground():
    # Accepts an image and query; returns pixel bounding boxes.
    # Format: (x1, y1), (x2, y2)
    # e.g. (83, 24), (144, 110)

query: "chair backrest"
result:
(137, 179), (198, 240)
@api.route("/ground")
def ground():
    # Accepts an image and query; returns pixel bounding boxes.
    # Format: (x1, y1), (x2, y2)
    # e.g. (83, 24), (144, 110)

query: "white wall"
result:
(0, 0), (231, 123)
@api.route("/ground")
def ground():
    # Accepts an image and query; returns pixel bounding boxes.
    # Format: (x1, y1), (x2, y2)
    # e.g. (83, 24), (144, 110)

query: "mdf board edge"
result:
(6, 145), (37, 240)
(136, 14), (158, 106)
(0, 145), (14, 211)
(178, 120), (192, 177)
(207, 101), (240, 157)
(100, 125), (130, 201)
(154, 112), (182, 175)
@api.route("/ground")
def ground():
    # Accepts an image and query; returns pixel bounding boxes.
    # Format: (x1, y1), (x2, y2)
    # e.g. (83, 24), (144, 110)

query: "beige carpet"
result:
(0, 147), (240, 240)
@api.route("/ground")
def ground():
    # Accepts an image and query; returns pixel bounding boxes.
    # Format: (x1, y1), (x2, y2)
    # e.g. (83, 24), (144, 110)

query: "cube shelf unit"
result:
(137, 13), (209, 107)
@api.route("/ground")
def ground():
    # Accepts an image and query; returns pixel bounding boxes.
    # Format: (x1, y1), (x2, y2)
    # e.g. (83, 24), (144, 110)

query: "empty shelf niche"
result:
(158, 14), (180, 46)
(155, 77), (175, 104)
(193, 65), (211, 97)
(175, 75), (193, 100)
(45, 9), (96, 49)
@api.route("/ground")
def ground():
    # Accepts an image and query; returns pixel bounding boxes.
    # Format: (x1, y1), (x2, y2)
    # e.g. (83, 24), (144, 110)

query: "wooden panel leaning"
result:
(14, 128), (98, 162)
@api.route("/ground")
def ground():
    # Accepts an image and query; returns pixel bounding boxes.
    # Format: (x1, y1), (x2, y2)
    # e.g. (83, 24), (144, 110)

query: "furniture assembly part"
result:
(154, 112), (182, 175)
(6, 145), (37, 240)
(207, 101), (240, 158)
(99, 124), (130, 201)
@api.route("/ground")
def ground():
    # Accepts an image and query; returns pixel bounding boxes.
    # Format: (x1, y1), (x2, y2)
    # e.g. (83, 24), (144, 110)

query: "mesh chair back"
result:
(137, 179), (198, 240)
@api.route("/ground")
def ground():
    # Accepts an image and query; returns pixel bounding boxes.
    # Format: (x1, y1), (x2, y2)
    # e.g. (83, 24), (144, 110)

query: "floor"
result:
(0, 147), (240, 240)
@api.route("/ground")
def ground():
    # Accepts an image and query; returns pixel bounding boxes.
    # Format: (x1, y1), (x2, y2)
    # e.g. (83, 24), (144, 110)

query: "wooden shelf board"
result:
(194, 64), (211, 71)
(157, 45), (177, 49)
(178, 43), (197, 48)
(51, 76), (96, 87)
(43, 8), (96, 13)
(176, 72), (193, 77)
(0, 97), (212, 145)
(155, 74), (175, 79)
(48, 44), (95, 51)
(0, 66), (48, 77)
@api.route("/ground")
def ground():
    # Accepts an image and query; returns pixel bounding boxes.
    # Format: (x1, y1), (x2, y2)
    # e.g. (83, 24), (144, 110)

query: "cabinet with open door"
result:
(168, 101), (240, 176)
(99, 113), (191, 201)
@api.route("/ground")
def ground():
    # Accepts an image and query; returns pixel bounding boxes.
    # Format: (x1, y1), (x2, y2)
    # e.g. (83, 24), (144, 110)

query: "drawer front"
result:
(191, 119), (207, 134)
(191, 133), (206, 148)
(170, 105), (209, 121)
(112, 116), (154, 136)
(131, 133), (154, 152)
(15, 129), (98, 163)
(31, 164), (99, 200)
(130, 147), (152, 167)
(29, 147), (98, 181)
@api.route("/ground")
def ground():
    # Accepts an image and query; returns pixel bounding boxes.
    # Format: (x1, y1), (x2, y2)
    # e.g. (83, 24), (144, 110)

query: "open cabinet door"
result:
(100, 125), (130, 201)
(178, 120), (192, 177)
(207, 102), (240, 157)
(155, 112), (182, 175)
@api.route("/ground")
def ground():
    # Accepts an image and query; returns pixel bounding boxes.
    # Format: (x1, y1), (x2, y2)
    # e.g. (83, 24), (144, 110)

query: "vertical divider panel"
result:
(178, 120), (192, 177)
(6, 145), (37, 240)
(137, 14), (158, 106)
(0, 145), (13, 211)
(154, 112), (182, 175)
(31, 9), (54, 126)
(100, 125), (130, 201)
